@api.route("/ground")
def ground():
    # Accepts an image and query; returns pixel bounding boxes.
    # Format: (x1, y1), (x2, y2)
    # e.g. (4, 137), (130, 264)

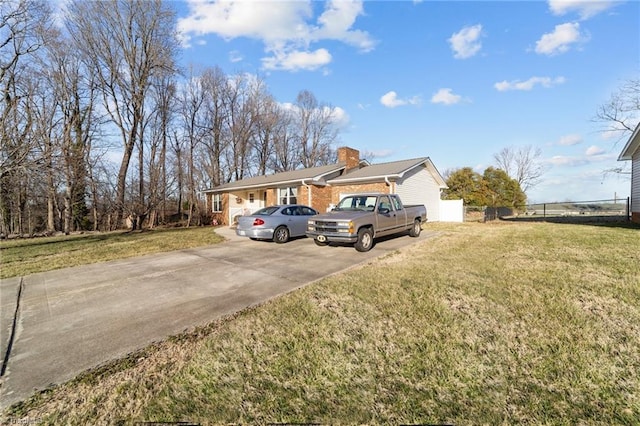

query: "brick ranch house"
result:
(203, 147), (448, 226)
(618, 122), (640, 223)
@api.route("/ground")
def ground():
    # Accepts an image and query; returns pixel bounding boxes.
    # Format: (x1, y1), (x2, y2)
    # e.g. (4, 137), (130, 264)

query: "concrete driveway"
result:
(0, 226), (436, 409)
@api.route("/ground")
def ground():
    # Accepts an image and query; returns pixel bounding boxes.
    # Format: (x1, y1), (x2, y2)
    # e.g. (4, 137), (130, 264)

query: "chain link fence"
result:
(464, 198), (631, 223)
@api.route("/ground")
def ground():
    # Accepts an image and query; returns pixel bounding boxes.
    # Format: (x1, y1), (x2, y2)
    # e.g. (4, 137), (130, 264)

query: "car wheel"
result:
(273, 226), (290, 244)
(409, 219), (421, 237)
(314, 238), (329, 246)
(354, 227), (373, 252)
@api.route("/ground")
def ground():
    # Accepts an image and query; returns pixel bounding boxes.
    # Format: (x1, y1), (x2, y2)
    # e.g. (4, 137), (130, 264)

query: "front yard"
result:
(4, 221), (639, 425)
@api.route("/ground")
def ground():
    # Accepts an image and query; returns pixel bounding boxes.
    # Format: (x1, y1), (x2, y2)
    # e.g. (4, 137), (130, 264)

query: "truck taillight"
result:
(253, 218), (265, 226)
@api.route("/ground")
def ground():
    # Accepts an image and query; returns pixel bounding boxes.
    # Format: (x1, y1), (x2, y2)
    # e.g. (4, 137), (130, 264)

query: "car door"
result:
(376, 195), (398, 236)
(297, 206), (317, 237)
(284, 206), (312, 237)
(280, 206), (299, 236)
(391, 195), (409, 226)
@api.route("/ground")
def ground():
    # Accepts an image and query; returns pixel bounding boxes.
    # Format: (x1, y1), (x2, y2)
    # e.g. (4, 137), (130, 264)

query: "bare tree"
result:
(224, 73), (257, 182)
(0, 0), (50, 235)
(66, 0), (178, 229)
(269, 105), (297, 172)
(594, 77), (640, 142)
(252, 92), (280, 176)
(593, 77), (639, 177)
(41, 29), (101, 234)
(177, 68), (207, 226)
(146, 74), (176, 227)
(199, 66), (229, 188)
(294, 90), (338, 168)
(31, 64), (62, 234)
(358, 149), (379, 164)
(493, 145), (544, 193)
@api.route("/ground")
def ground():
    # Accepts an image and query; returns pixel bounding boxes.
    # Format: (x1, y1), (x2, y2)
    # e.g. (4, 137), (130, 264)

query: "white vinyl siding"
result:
(395, 165), (441, 221)
(632, 153), (640, 214)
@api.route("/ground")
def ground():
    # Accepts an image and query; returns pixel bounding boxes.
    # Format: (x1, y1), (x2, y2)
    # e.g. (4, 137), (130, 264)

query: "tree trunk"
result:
(64, 188), (72, 235)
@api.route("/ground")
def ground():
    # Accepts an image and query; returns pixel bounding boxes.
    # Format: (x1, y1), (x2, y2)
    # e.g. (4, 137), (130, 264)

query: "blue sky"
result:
(175, 0), (638, 203)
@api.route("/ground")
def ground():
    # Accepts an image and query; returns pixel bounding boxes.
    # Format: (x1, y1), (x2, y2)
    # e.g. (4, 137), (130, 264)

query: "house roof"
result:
(618, 121), (640, 161)
(329, 157), (447, 188)
(204, 162), (345, 193)
(204, 156), (447, 193)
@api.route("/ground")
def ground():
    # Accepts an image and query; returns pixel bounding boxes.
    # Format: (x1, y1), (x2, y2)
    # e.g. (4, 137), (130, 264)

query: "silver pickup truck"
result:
(306, 193), (427, 252)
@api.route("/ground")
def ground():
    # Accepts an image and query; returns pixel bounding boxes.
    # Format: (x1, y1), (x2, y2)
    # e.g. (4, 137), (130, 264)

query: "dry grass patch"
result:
(0, 226), (225, 279)
(4, 221), (640, 425)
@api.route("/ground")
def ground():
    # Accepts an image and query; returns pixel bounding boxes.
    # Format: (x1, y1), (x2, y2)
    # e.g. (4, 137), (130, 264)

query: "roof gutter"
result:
(618, 123), (640, 161)
(328, 174), (401, 184)
(203, 178), (328, 193)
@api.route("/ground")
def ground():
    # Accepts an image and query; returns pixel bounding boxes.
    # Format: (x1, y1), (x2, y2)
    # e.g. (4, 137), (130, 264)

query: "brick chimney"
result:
(337, 146), (360, 173)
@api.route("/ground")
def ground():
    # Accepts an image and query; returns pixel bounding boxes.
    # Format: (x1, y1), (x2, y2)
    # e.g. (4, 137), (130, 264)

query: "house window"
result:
(278, 187), (297, 205)
(212, 194), (222, 212)
(249, 193), (255, 203)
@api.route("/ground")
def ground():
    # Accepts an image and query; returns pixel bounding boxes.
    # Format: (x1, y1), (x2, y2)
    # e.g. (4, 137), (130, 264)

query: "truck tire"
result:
(273, 226), (290, 244)
(314, 238), (329, 246)
(354, 227), (373, 252)
(409, 219), (421, 237)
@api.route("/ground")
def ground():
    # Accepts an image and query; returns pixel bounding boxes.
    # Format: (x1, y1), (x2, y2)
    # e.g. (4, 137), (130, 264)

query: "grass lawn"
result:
(3, 221), (640, 425)
(0, 226), (225, 279)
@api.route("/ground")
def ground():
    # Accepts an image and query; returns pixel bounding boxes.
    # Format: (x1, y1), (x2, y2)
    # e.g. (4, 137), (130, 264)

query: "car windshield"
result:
(253, 206), (279, 216)
(335, 196), (378, 211)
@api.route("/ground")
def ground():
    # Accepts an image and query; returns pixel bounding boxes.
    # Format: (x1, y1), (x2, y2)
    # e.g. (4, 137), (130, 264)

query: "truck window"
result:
(378, 195), (392, 212)
(392, 195), (403, 211)
(337, 195), (378, 211)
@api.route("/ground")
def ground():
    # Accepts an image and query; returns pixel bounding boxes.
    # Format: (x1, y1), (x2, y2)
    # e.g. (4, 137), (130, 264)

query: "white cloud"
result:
(380, 91), (421, 108)
(229, 50), (243, 63)
(585, 145), (605, 156)
(558, 134), (583, 146)
(448, 24), (483, 59)
(494, 76), (566, 91)
(546, 151), (616, 167)
(431, 88), (463, 105)
(548, 155), (585, 167)
(380, 91), (403, 108)
(178, 0), (375, 72)
(329, 106), (351, 130)
(315, 0), (376, 52)
(178, 1), (311, 45)
(262, 48), (332, 71)
(548, 0), (618, 20)
(535, 22), (586, 55)
(279, 102), (350, 129)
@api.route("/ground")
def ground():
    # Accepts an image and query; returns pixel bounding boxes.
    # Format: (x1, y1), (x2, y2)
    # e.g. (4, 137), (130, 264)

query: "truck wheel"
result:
(314, 238), (329, 246)
(409, 219), (421, 237)
(273, 226), (290, 244)
(354, 228), (373, 252)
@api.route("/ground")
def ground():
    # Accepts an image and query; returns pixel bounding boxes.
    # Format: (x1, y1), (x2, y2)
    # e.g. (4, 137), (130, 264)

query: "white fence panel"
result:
(439, 199), (464, 222)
